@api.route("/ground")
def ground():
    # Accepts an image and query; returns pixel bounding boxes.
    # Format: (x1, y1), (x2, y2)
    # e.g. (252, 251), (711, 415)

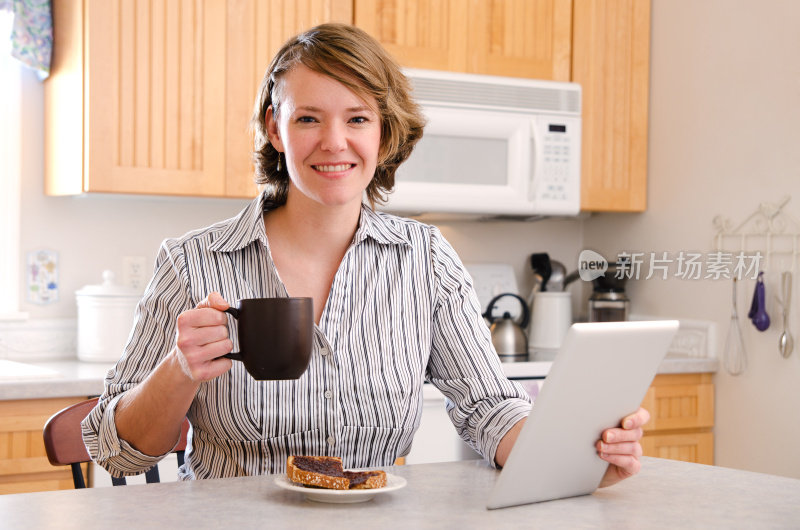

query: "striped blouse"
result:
(81, 191), (531, 480)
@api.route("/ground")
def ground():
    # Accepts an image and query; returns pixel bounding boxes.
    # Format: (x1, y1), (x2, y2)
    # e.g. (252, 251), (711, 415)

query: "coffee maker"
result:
(588, 262), (630, 322)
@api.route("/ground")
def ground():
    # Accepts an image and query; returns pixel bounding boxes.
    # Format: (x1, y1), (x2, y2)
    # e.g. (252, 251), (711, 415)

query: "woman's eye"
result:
(297, 116), (317, 123)
(350, 116), (369, 124)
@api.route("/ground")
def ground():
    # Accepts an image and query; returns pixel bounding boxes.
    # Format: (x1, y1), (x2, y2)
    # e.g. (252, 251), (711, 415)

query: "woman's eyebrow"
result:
(347, 105), (376, 113)
(294, 105), (376, 113)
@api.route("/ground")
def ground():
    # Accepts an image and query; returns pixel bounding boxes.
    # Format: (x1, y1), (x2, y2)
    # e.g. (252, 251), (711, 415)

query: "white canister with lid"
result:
(529, 291), (573, 361)
(76, 271), (141, 363)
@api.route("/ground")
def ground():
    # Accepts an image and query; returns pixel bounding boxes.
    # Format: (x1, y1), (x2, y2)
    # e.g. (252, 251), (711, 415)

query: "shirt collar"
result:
(353, 203), (413, 248)
(208, 191), (271, 253)
(209, 192), (413, 253)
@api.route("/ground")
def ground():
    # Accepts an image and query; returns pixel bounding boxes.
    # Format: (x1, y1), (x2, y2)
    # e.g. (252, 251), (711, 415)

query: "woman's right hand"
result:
(174, 291), (234, 382)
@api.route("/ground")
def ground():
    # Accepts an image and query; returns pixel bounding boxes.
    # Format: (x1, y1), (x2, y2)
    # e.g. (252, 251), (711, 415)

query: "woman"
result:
(82, 23), (647, 485)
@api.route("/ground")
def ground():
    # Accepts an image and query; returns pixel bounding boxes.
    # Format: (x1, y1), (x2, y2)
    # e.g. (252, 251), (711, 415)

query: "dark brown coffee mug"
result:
(223, 297), (314, 380)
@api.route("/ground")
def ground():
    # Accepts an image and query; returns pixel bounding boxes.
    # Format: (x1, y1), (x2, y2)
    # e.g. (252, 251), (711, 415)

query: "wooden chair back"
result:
(43, 397), (190, 488)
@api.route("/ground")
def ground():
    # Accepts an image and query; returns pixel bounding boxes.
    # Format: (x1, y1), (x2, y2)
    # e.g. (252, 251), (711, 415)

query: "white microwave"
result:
(383, 69), (581, 217)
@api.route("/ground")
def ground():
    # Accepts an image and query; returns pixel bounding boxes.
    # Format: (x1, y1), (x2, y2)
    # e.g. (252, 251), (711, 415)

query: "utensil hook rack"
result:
(713, 195), (800, 273)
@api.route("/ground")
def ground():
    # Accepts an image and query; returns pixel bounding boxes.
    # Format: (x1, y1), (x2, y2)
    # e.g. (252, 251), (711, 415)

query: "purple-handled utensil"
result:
(752, 272), (770, 332)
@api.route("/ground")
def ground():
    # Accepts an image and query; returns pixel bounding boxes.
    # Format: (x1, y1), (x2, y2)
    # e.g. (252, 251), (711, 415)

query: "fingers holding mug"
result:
(195, 291), (231, 312)
(174, 292), (235, 382)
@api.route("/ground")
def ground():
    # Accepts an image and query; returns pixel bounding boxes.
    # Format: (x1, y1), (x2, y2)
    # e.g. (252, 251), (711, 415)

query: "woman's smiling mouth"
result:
(313, 163), (355, 173)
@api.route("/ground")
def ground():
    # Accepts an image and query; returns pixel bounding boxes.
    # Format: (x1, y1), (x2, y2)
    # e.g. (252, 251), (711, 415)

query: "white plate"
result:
(274, 472), (407, 504)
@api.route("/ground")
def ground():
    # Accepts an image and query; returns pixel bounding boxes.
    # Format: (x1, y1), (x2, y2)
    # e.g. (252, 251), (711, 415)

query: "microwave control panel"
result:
(530, 116), (581, 215)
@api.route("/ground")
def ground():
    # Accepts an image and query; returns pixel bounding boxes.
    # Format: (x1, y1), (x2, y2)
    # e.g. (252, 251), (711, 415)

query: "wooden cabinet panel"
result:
(355, 0), (469, 72)
(0, 397), (88, 495)
(468, 0), (572, 80)
(642, 373), (714, 432)
(87, 0), (227, 196)
(642, 432), (714, 466)
(356, 0), (571, 80)
(45, 0), (86, 196)
(640, 373), (715, 465)
(573, 0), (650, 212)
(225, 0), (353, 198)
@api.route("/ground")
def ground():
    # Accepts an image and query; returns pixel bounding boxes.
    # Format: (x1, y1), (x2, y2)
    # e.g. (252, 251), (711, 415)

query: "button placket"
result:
(317, 332), (341, 455)
(315, 243), (355, 457)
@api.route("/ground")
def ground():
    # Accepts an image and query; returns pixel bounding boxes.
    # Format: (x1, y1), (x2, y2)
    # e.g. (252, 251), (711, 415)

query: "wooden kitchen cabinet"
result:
(45, 0), (351, 198)
(640, 373), (715, 465)
(46, 0), (226, 197)
(573, 0), (651, 212)
(355, 0), (573, 80)
(0, 397), (88, 494)
(46, 0), (649, 212)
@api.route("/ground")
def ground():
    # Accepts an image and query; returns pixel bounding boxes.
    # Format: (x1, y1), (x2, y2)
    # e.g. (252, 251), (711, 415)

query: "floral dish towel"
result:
(0, 0), (52, 77)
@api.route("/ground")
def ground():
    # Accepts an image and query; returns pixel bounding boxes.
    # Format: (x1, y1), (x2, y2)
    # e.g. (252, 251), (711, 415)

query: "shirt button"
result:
(324, 390), (332, 399)
(327, 436), (335, 446)
(320, 346), (329, 356)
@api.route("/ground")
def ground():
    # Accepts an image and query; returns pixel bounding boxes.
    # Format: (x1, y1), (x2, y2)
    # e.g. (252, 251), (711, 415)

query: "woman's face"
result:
(266, 64), (381, 212)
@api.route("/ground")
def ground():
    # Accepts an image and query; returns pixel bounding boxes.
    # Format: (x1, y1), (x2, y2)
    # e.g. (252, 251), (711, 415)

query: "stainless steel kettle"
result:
(483, 293), (530, 362)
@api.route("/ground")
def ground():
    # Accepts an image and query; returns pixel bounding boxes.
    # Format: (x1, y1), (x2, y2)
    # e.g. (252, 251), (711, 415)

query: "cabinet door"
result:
(225, 0), (353, 198)
(85, 0), (227, 196)
(0, 397), (88, 494)
(641, 373), (715, 432)
(640, 373), (715, 465)
(573, 0), (650, 211)
(468, 0), (572, 80)
(642, 432), (714, 465)
(355, 0), (469, 72)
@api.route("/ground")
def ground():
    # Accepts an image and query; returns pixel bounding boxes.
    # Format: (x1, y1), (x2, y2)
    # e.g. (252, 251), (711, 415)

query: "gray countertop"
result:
(0, 360), (113, 400)
(1, 457), (796, 528)
(0, 357), (717, 401)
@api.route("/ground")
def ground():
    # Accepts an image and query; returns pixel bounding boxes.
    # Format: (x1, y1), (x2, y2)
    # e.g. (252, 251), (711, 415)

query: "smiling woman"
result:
(0, 10), (25, 319)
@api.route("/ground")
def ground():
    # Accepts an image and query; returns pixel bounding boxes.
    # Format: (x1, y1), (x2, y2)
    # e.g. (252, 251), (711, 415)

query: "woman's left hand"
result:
(597, 407), (650, 488)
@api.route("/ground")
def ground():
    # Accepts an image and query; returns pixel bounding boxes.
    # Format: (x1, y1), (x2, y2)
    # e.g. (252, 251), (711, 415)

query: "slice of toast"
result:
(286, 456), (349, 490)
(345, 470), (387, 489)
(286, 456), (388, 490)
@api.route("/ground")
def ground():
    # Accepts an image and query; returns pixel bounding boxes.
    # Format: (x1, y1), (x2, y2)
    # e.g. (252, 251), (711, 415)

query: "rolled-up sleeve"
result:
(425, 227), (531, 467)
(81, 238), (193, 477)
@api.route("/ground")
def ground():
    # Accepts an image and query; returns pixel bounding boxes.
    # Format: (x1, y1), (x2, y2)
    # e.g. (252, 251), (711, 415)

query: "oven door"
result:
(384, 106), (534, 216)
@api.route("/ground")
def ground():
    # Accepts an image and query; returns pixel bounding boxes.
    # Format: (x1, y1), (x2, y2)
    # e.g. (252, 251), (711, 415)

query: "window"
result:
(0, 10), (25, 318)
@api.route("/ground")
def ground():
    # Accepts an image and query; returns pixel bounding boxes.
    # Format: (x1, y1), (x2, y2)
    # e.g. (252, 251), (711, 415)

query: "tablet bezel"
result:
(487, 320), (680, 509)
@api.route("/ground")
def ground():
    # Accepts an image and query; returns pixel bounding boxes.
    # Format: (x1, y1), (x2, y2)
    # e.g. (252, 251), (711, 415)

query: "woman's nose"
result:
(320, 122), (347, 152)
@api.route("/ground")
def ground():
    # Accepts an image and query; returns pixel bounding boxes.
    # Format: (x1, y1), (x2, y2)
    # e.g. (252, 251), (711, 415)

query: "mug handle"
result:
(221, 307), (243, 361)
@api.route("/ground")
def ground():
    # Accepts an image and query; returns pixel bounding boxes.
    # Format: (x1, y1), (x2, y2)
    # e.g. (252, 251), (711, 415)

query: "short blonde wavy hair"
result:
(251, 23), (426, 207)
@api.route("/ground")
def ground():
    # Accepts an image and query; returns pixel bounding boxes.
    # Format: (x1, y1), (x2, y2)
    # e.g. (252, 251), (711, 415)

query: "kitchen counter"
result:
(1, 457), (796, 528)
(0, 360), (113, 400)
(0, 357), (717, 401)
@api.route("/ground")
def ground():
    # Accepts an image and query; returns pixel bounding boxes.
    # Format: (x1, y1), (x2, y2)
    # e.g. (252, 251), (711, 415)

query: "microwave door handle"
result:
(530, 121), (542, 200)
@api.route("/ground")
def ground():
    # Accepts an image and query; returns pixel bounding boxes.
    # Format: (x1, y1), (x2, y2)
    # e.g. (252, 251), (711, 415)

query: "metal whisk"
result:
(723, 278), (747, 376)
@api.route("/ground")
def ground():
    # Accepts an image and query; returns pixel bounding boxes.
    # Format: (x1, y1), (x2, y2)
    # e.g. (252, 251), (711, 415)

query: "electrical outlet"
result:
(122, 256), (148, 291)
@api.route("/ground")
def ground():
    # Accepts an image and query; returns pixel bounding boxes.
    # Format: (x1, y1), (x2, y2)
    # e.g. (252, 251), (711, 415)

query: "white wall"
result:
(584, 0), (800, 478)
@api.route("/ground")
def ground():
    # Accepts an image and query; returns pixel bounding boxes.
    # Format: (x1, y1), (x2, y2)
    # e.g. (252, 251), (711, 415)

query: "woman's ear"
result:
(265, 105), (284, 152)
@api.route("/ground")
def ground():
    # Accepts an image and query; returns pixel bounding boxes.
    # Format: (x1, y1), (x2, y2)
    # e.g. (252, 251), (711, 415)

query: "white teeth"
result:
(315, 164), (351, 172)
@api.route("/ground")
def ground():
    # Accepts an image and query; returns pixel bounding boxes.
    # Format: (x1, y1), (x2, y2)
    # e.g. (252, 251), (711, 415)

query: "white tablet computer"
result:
(487, 320), (679, 510)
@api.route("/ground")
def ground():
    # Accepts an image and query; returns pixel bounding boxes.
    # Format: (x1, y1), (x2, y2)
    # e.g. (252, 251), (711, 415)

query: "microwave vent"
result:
(409, 76), (580, 114)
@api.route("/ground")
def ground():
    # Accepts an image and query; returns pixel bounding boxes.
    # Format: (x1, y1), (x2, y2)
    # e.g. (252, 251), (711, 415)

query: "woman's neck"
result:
(264, 190), (362, 260)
